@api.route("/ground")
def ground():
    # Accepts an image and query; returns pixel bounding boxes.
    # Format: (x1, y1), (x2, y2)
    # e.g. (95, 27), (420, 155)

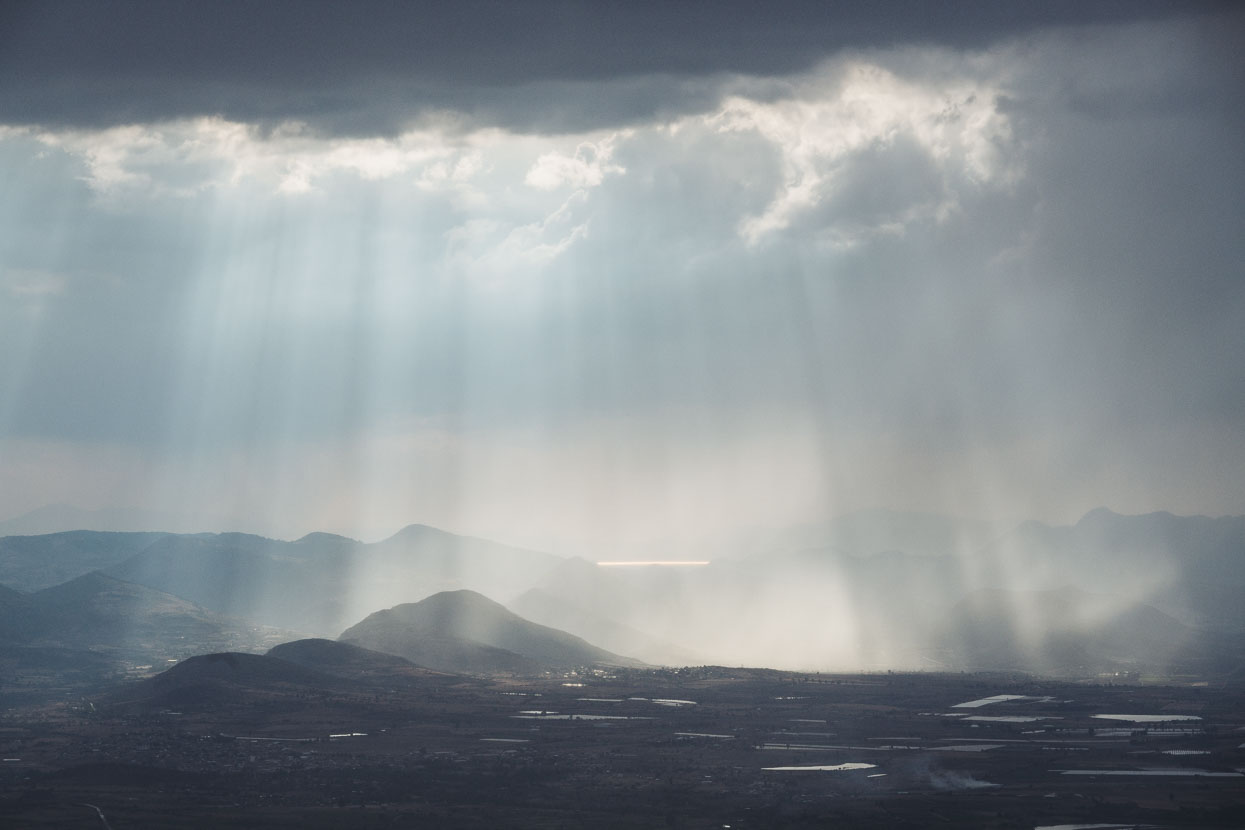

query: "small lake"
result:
(1094, 727), (1201, 737)
(952, 694), (1031, 709)
(675, 732), (733, 739)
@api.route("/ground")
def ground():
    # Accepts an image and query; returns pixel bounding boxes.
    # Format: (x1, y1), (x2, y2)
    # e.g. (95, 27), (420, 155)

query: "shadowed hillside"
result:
(0, 530), (169, 591)
(0, 573), (291, 692)
(939, 587), (1200, 675)
(114, 651), (343, 707)
(266, 638), (453, 683)
(26, 573), (230, 646)
(340, 590), (641, 675)
(101, 525), (563, 635)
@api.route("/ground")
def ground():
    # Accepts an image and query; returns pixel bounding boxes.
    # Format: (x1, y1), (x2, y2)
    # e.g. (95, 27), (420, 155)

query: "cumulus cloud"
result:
(30, 118), (478, 200)
(525, 136), (627, 191)
(703, 62), (1019, 244)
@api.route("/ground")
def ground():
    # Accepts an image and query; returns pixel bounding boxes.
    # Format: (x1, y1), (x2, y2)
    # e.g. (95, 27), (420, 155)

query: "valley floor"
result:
(2, 668), (1244, 828)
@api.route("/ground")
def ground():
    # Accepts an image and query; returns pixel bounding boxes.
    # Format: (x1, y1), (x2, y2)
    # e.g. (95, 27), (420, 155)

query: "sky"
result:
(1, 1), (1242, 555)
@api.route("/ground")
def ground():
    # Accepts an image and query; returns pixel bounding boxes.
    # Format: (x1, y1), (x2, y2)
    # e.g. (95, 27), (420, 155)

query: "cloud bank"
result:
(0, 6), (1242, 552)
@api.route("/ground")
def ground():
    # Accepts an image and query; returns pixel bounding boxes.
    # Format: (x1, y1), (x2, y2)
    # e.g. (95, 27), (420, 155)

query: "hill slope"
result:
(266, 638), (445, 682)
(102, 524), (564, 635)
(116, 651), (342, 707)
(509, 588), (698, 666)
(0, 530), (168, 591)
(340, 590), (639, 675)
(2, 572), (287, 659)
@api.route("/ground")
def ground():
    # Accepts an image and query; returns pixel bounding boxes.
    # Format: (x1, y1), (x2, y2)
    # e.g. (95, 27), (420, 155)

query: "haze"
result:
(1, 1), (1243, 560)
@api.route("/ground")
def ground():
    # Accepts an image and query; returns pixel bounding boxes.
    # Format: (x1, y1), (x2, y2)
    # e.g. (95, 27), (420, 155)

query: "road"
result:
(81, 803), (112, 829)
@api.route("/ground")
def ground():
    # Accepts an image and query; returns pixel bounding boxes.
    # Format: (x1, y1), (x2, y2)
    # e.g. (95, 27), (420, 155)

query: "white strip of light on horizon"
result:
(596, 561), (710, 567)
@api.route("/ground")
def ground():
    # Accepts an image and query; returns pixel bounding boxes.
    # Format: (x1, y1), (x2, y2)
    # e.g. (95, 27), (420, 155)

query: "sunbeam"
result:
(2, 5), (1245, 826)
(2, 3), (1243, 674)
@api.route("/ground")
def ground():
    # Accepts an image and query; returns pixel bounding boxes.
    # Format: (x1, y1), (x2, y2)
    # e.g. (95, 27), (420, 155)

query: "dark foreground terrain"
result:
(1, 665), (1243, 829)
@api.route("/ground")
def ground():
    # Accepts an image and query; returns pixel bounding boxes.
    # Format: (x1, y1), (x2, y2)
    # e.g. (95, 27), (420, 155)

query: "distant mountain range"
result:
(0, 523), (563, 636)
(509, 507), (1245, 674)
(977, 508), (1245, 630)
(937, 586), (1199, 675)
(1, 506), (1242, 677)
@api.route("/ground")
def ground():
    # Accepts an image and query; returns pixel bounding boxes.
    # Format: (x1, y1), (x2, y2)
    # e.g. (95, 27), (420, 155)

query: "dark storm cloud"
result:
(0, 0), (1219, 134)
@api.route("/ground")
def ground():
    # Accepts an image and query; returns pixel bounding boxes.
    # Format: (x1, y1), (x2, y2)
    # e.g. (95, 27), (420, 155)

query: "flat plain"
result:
(2, 666), (1243, 828)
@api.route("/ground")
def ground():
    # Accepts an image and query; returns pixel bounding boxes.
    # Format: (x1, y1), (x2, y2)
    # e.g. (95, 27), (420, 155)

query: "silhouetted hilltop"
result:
(158, 651), (329, 684)
(340, 589), (640, 675)
(362, 524), (564, 599)
(293, 531), (358, 547)
(378, 523), (448, 544)
(119, 651), (339, 706)
(266, 637), (443, 681)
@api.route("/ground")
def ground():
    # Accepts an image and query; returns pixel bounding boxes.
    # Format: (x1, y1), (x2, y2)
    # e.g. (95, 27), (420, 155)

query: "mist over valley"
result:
(2, 506), (1242, 680)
